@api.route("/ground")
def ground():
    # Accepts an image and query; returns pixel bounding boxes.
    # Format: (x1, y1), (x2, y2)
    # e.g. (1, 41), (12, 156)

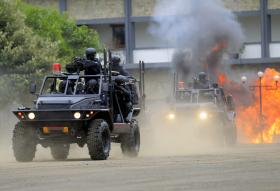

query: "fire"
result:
(208, 39), (280, 143)
(237, 68), (280, 143)
(217, 73), (227, 85)
(232, 68), (280, 143)
(211, 40), (228, 53)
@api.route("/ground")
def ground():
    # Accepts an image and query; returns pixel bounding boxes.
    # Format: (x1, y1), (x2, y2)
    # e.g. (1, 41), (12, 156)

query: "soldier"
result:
(66, 48), (102, 75)
(111, 56), (130, 76)
(193, 72), (211, 89)
(86, 79), (98, 94)
(110, 56), (135, 121)
(84, 48), (102, 75)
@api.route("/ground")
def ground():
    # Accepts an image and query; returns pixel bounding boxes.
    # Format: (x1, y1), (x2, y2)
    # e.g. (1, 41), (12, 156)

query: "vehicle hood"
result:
(173, 102), (221, 112)
(36, 96), (101, 110)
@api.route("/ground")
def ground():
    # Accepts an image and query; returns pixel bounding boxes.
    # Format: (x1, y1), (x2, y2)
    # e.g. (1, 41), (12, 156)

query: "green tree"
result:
(22, 3), (101, 63)
(0, 0), (58, 106)
(0, 1), (101, 106)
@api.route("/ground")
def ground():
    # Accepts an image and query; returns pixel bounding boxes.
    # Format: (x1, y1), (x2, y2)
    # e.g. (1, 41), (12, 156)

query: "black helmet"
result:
(87, 79), (98, 93)
(111, 56), (121, 65)
(198, 72), (207, 81)
(86, 48), (96, 60)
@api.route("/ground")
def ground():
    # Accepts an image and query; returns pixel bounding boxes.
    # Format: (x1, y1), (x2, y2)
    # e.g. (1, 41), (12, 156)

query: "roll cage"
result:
(39, 75), (104, 97)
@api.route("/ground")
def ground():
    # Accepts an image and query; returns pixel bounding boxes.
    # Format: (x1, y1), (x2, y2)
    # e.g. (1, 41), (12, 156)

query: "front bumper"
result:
(13, 109), (108, 122)
(164, 110), (225, 128)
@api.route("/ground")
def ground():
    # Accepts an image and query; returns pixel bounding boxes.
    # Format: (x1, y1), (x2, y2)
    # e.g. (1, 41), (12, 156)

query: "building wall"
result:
(134, 16), (261, 48)
(67, 0), (124, 20)
(130, 69), (173, 100)
(268, 0), (280, 9)
(24, 0), (59, 10)
(132, 0), (157, 17)
(238, 16), (261, 42)
(134, 22), (168, 48)
(131, 0), (260, 17)
(222, 0), (260, 11)
(92, 25), (114, 48)
(271, 15), (280, 42)
(24, 0), (262, 19)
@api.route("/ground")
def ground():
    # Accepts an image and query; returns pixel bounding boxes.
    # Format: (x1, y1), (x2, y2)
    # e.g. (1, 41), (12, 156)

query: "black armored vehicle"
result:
(165, 73), (237, 146)
(12, 51), (145, 162)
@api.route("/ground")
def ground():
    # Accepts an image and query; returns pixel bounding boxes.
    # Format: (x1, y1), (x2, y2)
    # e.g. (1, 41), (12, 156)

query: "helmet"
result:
(86, 48), (96, 60)
(87, 79), (98, 94)
(198, 72), (207, 81)
(111, 56), (121, 66)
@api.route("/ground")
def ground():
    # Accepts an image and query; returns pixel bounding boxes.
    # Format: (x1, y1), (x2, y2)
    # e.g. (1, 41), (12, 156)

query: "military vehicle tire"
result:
(50, 144), (70, 160)
(87, 119), (111, 160)
(12, 122), (37, 162)
(120, 121), (140, 157)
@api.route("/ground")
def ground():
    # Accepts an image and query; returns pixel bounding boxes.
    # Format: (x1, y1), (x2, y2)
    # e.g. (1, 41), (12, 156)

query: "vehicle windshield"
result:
(40, 75), (102, 96)
(176, 89), (223, 104)
(192, 89), (217, 103)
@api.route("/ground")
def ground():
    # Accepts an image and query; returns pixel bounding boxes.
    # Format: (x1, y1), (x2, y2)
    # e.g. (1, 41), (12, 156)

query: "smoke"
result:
(149, 0), (244, 76)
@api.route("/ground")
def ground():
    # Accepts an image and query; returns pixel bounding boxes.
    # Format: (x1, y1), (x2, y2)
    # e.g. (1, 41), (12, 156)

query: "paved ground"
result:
(0, 143), (280, 191)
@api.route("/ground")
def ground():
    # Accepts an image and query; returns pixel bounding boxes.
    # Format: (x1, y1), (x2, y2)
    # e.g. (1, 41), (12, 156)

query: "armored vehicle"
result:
(165, 74), (237, 146)
(12, 51), (145, 162)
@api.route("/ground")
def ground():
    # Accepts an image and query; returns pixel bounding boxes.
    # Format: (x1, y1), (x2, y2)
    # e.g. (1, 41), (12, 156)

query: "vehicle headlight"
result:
(167, 113), (176, 120)
(199, 111), (208, 120)
(28, 112), (35, 120)
(74, 112), (81, 119)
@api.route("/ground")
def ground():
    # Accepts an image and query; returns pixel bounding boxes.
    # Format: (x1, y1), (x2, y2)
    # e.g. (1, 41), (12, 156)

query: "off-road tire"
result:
(50, 144), (70, 160)
(87, 119), (111, 160)
(120, 120), (140, 157)
(12, 122), (37, 162)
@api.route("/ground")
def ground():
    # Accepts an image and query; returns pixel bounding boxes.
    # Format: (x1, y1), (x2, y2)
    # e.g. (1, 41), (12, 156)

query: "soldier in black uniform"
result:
(64, 48), (102, 95)
(83, 48), (102, 75)
(111, 56), (130, 76)
(66, 48), (102, 75)
(86, 79), (98, 94)
(110, 56), (136, 121)
(193, 72), (211, 89)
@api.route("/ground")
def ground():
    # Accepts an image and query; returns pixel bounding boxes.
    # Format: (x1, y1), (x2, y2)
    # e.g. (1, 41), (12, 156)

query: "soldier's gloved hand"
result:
(73, 57), (84, 70)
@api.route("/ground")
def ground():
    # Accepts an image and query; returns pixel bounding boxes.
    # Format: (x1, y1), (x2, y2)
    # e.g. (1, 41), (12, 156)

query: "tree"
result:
(0, 1), (101, 106)
(22, 3), (101, 63)
(0, 0), (58, 106)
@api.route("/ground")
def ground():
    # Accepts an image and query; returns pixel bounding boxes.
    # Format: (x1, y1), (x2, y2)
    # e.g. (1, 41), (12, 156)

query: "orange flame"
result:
(208, 40), (280, 143)
(237, 68), (280, 143)
(217, 73), (228, 85)
(211, 40), (228, 53)
(218, 68), (280, 144)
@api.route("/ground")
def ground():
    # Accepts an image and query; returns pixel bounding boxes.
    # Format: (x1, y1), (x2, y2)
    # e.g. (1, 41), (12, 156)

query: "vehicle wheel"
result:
(50, 144), (70, 160)
(225, 122), (237, 146)
(120, 120), (140, 157)
(87, 119), (111, 160)
(12, 122), (37, 162)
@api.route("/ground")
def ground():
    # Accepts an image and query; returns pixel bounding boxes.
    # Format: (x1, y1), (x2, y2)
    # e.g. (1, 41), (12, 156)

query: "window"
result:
(111, 25), (125, 49)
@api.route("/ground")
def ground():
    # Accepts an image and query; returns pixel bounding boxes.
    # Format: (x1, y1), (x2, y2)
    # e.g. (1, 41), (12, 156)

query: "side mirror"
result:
(226, 95), (235, 111)
(29, 82), (36, 95)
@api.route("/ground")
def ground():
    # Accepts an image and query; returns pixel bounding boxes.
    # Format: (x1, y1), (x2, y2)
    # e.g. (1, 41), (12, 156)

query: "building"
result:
(25, 0), (280, 99)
